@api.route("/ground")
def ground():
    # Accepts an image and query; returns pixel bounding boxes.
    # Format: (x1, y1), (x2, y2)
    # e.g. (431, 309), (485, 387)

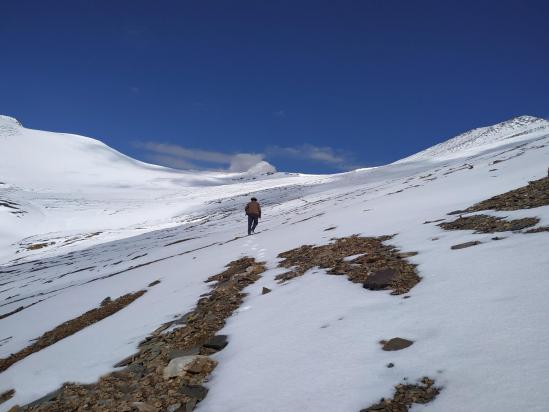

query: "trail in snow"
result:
(1, 115), (549, 411)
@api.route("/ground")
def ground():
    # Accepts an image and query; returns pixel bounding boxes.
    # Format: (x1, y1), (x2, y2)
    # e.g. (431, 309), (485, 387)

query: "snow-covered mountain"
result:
(0, 116), (300, 262)
(1, 115), (548, 411)
(397, 115), (549, 162)
(0, 114), (282, 190)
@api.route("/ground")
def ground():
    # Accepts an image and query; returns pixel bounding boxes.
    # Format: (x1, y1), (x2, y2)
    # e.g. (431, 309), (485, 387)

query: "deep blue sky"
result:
(1, 0), (548, 173)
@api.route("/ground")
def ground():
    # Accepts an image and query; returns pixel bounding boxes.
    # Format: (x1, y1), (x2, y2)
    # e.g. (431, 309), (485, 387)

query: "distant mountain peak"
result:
(0, 115), (22, 127)
(397, 115), (549, 163)
(0, 115), (23, 137)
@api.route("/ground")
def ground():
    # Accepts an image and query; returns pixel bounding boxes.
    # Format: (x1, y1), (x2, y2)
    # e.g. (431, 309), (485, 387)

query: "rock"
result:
(382, 337), (414, 351)
(451, 241), (481, 250)
(186, 399), (197, 412)
(360, 377), (439, 411)
(203, 335), (228, 351)
(132, 401), (157, 412)
(128, 363), (145, 377)
(100, 296), (112, 306)
(261, 287), (272, 295)
(386, 363), (394, 368)
(163, 355), (201, 379)
(363, 268), (397, 290)
(174, 311), (194, 325)
(185, 356), (216, 374)
(153, 323), (172, 335)
(525, 226), (549, 233)
(422, 219), (444, 224)
(0, 389), (15, 404)
(168, 346), (200, 360)
(179, 384), (208, 400)
(163, 354), (217, 378)
(398, 251), (418, 258)
(167, 403), (182, 412)
(148, 280), (161, 287)
(491, 236), (505, 241)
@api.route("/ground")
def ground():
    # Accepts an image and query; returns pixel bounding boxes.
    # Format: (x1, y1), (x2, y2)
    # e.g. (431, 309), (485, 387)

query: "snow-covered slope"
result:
(1, 115), (549, 411)
(397, 115), (549, 162)
(0, 115), (282, 190)
(0, 116), (320, 262)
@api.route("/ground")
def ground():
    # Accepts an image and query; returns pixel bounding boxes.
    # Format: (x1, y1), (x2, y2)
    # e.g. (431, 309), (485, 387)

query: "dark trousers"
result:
(247, 215), (259, 234)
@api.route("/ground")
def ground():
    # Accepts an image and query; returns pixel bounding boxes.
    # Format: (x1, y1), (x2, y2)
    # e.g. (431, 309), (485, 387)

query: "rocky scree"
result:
(0, 291), (146, 373)
(360, 377), (440, 412)
(275, 235), (420, 295)
(14, 257), (265, 412)
(439, 215), (539, 233)
(465, 176), (549, 211)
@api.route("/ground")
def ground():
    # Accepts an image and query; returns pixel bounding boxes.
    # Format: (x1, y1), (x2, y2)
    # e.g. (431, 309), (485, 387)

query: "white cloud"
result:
(136, 141), (270, 172)
(138, 142), (232, 164)
(136, 141), (360, 173)
(228, 154), (266, 172)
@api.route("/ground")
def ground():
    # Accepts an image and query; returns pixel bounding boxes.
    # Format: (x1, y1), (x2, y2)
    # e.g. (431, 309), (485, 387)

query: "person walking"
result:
(245, 197), (261, 235)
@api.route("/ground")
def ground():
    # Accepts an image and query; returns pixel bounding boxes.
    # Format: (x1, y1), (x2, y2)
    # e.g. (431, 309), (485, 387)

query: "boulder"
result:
(185, 356), (216, 374)
(382, 337), (414, 351)
(262, 287), (272, 295)
(163, 355), (201, 379)
(203, 335), (228, 351)
(179, 384), (208, 400)
(451, 241), (481, 250)
(100, 297), (112, 306)
(363, 268), (397, 290)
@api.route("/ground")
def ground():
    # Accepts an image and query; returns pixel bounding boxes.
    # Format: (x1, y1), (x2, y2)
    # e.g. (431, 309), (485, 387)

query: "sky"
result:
(1, 0), (548, 173)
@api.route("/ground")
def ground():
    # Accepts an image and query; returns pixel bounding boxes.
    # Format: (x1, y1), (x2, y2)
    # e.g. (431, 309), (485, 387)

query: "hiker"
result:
(245, 197), (261, 235)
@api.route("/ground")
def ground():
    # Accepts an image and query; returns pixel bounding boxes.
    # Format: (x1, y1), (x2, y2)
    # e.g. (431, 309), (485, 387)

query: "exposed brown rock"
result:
(203, 335), (228, 351)
(26, 242), (53, 251)
(0, 290), (146, 373)
(20, 257), (265, 411)
(451, 241), (482, 250)
(100, 296), (112, 306)
(382, 338), (414, 351)
(525, 226), (549, 234)
(423, 219), (445, 224)
(466, 176), (549, 211)
(363, 268), (397, 290)
(439, 215), (539, 233)
(275, 235), (420, 295)
(360, 377), (440, 411)
(0, 389), (15, 405)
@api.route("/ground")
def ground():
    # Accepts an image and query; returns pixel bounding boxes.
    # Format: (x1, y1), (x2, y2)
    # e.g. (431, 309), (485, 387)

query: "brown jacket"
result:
(245, 201), (261, 218)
